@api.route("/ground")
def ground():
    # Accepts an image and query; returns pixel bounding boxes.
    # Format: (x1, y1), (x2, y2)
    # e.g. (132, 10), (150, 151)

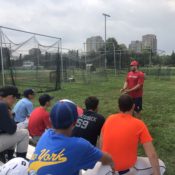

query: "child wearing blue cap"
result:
(28, 99), (114, 175)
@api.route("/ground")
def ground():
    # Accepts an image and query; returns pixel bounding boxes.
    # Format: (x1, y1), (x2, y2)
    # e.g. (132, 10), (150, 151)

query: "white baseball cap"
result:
(0, 157), (29, 175)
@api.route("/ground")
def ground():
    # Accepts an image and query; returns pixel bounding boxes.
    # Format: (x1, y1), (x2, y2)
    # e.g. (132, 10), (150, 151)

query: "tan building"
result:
(86, 36), (104, 53)
(142, 34), (157, 52)
(129, 40), (142, 53)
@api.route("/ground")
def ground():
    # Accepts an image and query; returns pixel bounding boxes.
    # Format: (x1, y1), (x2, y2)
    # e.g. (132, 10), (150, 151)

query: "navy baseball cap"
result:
(39, 94), (54, 106)
(23, 88), (35, 97)
(50, 99), (78, 129)
(0, 86), (20, 99)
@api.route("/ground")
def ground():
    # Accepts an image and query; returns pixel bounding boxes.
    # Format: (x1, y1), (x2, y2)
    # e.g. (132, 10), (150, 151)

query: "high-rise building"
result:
(86, 36), (104, 53)
(142, 34), (157, 52)
(0, 47), (10, 69)
(129, 40), (142, 53)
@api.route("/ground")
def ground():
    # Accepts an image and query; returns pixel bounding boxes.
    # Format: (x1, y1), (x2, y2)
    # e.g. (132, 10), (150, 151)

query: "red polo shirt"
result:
(126, 71), (144, 98)
(28, 107), (52, 137)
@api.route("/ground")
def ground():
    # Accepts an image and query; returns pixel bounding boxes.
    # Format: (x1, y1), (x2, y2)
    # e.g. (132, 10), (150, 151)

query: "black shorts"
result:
(133, 97), (142, 112)
(119, 169), (130, 174)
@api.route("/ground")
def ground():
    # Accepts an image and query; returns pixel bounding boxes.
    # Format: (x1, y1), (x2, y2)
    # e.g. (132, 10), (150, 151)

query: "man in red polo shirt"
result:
(120, 60), (144, 117)
(28, 94), (53, 144)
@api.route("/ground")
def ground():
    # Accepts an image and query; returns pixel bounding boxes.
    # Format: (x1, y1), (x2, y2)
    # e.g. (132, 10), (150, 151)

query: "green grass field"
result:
(30, 73), (175, 174)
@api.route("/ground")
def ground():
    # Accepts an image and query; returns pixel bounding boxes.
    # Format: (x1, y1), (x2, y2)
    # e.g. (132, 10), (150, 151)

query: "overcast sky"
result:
(0, 0), (175, 54)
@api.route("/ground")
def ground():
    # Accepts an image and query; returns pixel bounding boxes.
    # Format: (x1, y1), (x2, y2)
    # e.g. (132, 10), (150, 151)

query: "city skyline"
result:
(129, 34), (157, 53)
(0, 0), (175, 54)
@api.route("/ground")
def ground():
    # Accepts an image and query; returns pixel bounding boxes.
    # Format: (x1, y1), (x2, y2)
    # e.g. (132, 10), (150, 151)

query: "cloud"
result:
(166, 0), (175, 11)
(0, 0), (175, 53)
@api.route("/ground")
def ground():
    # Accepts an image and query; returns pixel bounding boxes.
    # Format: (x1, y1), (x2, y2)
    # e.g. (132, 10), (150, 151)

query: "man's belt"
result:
(118, 169), (130, 175)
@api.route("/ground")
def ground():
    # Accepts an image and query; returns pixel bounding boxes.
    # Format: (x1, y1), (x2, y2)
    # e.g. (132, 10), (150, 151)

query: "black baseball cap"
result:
(39, 94), (54, 106)
(0, 86), (21, 99)
(23, 88), (35, 98)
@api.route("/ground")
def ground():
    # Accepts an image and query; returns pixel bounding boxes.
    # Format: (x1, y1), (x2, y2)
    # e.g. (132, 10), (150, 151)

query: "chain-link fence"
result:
(61, 48), (108, 84)
(1, 27), (173, 91)
(142, 66), (174, 80)
(60, 48), (133, 84)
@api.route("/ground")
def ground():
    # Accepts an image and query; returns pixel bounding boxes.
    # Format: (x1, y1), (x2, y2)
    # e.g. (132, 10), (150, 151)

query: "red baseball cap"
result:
(130, 60), (139, 66)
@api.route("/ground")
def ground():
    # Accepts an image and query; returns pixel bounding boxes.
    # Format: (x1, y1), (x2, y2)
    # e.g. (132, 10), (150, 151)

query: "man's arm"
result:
(26, 103), (33, 117)
(99, 152), (115, 171)
(99, 132), (103, 149)
(99, 133), (115, 171)
(43, 113), (52, 129)
(0, 103), (17, 134)
(123, 72), (144, 93)
(143, 142), (161, 175)
(124, 83), (141, 93)
(96, 117), (105, 148)
(120, 81), (128, 93)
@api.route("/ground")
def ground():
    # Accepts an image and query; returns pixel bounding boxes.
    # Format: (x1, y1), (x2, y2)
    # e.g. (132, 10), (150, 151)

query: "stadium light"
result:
(102, 13), (111, 69)
(83, 42), (87, 66)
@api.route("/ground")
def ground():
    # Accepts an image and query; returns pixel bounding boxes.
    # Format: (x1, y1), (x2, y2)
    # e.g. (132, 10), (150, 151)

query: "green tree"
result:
(119, 44), (127, 50)
(170, 51), (175, 66)
(106, 38), (119, 67)
(99, 38), (120, 67)
(98, 38), (131, 69)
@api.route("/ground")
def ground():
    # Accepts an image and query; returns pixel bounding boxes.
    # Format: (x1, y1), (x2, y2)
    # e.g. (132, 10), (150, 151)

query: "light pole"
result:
(59, 38), (64, 81)
(149, 48), (152, 66)
(83, 42), (87, 66)
(102, 13), (110, 69)
(119, 50), (122, 70)
(0, 28), (5, 86)
(112, 43), (116, 75)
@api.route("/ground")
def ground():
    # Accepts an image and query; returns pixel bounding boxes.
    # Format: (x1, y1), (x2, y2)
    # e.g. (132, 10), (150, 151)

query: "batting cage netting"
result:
(0, 26), (61, 92)
(60, 42), (131, 85)
(1, 26), (172, 92)
(61, 48), (108, 84)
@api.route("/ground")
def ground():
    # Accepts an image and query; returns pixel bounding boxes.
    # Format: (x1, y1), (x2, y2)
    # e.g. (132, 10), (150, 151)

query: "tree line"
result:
(84, 37), (175, 69)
